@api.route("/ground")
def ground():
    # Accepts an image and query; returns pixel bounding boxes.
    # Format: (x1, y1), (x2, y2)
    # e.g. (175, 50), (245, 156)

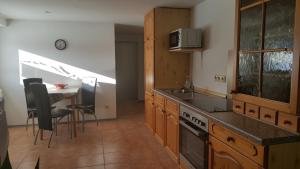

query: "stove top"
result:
(163, 89), (232, 113)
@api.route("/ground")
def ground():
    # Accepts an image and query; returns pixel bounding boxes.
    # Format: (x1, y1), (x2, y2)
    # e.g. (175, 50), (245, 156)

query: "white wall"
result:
(0, 20), (116, 125)
(0, 15), (7, 27)
(191, 0), (236, 94)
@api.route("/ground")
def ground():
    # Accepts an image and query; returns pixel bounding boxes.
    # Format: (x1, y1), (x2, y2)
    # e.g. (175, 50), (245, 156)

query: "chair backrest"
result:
(29, 83), (52, 131)
(81, 78), (97, 111)
(23, 78), (42, 110)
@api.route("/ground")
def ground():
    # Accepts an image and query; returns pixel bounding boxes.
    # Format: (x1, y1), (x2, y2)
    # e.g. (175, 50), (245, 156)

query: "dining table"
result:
(47, 86), (80, 138)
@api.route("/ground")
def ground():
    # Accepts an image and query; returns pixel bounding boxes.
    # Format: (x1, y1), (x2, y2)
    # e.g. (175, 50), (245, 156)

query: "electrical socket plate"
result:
(214, 74), (226, 83)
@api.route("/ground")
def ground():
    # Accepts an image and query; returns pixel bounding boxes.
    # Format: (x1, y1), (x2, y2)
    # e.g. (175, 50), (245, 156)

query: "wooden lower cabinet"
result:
(209, 136), (262, 169)
(155, 105), (166, 145)
(166, 111), (179, 160)
(145, 93), (155, 133)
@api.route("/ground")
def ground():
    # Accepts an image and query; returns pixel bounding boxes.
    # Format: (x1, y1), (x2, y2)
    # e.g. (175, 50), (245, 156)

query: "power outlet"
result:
(214, 74), (226, 83)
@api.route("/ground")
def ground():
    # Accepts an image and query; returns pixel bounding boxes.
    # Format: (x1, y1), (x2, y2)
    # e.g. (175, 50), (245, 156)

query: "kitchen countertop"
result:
(154, 89), (300, 146)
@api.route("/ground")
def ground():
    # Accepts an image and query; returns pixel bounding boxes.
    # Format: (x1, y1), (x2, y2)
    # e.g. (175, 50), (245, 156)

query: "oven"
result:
(179, 105), (208, 169)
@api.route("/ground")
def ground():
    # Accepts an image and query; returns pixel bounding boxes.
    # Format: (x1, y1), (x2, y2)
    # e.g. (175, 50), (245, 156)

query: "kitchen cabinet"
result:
(232, 0), (300, 132)
(166, 112), (179, 159)
(145, 92), (155, 133)
(144, 7), (191, 95)
(209, 136), (261, 169)
(155, 104), (166, 145)
(210, 121), (300, 169)
(165, 99), (179, 161)
(153, 91), (180, 162)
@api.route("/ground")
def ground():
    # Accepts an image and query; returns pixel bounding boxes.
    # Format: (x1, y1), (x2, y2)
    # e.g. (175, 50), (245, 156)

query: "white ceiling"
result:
(0, 0), (202, 26)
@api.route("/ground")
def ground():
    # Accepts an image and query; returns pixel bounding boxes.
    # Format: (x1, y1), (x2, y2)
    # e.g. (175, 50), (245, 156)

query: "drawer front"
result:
(260, 107), (277, 125)
(278, 112), (300, 133)
(245, 103), (260, 119)
(165, 98), (179, 116)
(154, 93), (165, 107)
(209, 122), (264, 166)
(233, 100), (245, 114)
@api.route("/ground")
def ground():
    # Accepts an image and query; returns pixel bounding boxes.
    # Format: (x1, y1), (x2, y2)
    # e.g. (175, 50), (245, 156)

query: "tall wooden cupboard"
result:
(144, 8), (191, 131)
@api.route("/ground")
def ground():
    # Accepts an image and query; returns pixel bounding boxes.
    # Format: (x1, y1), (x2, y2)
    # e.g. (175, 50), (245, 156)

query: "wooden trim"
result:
(169, 47), (203, 53)
(232, 93), (290, 113)
(239, 48), (293, 54)
(232, 0), (241, 93)
(240, 1), (263, 11)
(240, 0), (271, 11)
(194, 87), (227, 98)
(290, 0), (300, 115)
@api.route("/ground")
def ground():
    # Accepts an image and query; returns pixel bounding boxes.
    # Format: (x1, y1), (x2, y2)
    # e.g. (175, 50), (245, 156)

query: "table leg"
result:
(71, 96), (77, 137)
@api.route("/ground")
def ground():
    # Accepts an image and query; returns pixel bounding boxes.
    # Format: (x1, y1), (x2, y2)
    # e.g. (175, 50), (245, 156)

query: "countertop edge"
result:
(153, 89), (300, 146)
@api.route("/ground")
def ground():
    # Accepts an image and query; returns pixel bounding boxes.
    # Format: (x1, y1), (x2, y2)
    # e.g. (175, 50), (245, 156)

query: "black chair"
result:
(68, 78), (98, 131)
(23, 78), (43, 136)
(30, 83), (72, 148)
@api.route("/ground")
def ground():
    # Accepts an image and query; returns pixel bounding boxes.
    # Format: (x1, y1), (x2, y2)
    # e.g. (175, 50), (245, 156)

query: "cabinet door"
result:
(237, 0), (296, 104)
(155, 106), (166, 145)
(209, 137), (261, 169)
(144, 10), (154, 93)
(166, 112), (179, 159)
(145, 96), (155, 133)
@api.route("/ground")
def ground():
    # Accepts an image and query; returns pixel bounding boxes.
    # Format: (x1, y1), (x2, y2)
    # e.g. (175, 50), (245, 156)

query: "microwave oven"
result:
(169, 28), (202, 49)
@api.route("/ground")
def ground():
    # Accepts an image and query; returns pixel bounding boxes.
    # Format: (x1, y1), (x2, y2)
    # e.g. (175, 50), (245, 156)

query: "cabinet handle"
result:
(283, 120), (292, 125)
(248, 109), (255, 113)
(226, 136), (235, 143)
(235, 105), (241, 109)
(252, 145), (258, 157)
(264, 114), (271, 119)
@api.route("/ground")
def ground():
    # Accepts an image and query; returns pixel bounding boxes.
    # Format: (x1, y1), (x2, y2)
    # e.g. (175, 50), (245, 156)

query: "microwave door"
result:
(169, 31), (179, 48)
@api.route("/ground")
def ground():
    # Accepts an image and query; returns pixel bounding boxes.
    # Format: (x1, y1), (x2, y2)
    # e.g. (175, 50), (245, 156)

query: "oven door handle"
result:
(179, 121), (202, 136)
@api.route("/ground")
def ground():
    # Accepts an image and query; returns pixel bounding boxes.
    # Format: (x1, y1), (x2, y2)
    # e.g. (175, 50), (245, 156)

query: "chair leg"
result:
(34, 129), (40, 145)
(68, 114), (72, 139)
(94, 114), (99, 126)
(81, 112), (85, 132)
(48, 131), (54, 148)
(55, 118), (58, 136)
(26, 117), (30, 131)
(67, 114), (70, 132)
(32, 117), (35, 136)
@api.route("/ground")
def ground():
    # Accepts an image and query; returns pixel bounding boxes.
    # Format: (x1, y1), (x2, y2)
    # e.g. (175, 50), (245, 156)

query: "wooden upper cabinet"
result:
(233, 0), (300, 115)
(144, 10), (155, 93)
(144, 8), (191, 94)
(144, 10), (154, 42)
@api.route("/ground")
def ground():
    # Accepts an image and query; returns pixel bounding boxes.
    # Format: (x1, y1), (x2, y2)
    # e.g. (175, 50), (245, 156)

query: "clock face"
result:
(55, 39), (67, 50)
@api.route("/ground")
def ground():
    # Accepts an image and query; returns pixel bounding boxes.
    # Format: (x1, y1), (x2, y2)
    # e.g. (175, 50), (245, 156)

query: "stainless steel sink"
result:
(163, 89), (194, 100)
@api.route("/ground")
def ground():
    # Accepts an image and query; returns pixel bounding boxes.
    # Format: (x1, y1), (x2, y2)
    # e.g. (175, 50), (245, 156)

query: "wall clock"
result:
(55, 39), (67, 50)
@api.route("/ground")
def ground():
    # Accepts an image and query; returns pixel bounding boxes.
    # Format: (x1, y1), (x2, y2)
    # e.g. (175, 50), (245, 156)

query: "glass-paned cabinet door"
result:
(262, 52), (293, 103)
(240, 5), (262, 50)
(264, 0), (296, 49)
(238, 53), (260, 96)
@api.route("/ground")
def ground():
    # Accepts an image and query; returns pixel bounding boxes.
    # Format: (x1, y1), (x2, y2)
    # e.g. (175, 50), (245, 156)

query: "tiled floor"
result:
(8, 108), (179, 169)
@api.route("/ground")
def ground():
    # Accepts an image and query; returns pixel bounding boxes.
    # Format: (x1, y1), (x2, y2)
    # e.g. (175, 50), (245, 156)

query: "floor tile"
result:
(8, 102), (178, 169)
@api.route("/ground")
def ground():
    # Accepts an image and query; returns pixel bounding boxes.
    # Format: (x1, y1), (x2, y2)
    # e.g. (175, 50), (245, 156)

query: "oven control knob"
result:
(201, 122), (206, 127)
